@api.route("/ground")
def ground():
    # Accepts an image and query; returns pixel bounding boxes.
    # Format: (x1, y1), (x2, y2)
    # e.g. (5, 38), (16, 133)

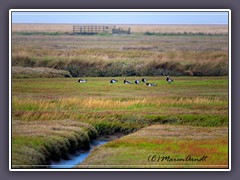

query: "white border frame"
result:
(9, 9), (231, 172)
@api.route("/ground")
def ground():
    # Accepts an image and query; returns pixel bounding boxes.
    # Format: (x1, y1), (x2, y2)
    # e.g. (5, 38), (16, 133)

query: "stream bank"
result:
(50, 133), (124, 168)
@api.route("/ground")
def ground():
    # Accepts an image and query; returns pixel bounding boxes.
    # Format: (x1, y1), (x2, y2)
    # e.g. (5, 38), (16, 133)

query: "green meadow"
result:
(79, 125), (228, 168)
(12, 76), (229, 168)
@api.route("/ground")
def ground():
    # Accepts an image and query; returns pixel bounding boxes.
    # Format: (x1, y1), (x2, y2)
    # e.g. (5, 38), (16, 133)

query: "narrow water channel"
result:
(50, 140), (108, 168)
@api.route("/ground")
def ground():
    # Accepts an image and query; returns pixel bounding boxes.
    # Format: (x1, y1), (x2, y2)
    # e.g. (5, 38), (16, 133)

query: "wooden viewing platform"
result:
(73, 25), (116, 35)
(73, 25), (131, 35)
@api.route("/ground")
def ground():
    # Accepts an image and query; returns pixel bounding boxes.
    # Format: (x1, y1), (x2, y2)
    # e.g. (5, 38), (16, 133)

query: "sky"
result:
(11, 11), (229, 25)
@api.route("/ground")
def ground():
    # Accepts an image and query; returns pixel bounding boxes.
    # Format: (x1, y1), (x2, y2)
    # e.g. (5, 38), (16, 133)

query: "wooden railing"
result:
(73, 25), (116, 35)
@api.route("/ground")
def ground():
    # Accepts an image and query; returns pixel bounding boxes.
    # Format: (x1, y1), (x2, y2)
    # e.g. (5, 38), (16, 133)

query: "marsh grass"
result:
(12, 77), (228, 132)
(78, 125), (228, 168)
(13, 96), (226, 112)
(12, 119), (98, 168)
(11, 23), (229, 168)
(11, 76), (228, 168)
(12, 31), (228, 77)
(12, 66), (72, 78)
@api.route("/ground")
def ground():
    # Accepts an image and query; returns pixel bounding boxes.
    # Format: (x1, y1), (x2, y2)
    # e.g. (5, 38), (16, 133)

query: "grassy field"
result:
(12, 76), (229, 168)
(12, 24), (228, 77)
(11, 24), (229, 169)
(78, 125), (228, 168)
(12, 24), (228, 34)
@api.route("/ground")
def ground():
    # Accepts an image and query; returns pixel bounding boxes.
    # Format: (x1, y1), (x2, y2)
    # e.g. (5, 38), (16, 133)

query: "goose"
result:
(135, 80), (141, 84)
(124, 78), (133, 84)
(166, 76), (174, 83)
(110, 79), (118, 83)
(78, 78), (87, 83)
(146, 83), (157, 86)
(142, 78), (147, 83)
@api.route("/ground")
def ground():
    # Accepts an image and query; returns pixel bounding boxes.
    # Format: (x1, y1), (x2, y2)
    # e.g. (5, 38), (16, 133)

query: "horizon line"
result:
(12, 22), (228, 25)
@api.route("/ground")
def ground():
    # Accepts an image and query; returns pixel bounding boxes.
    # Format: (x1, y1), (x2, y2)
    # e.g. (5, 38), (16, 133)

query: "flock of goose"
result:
(123, 78), (158, 86)
(78, 76), (174, 86)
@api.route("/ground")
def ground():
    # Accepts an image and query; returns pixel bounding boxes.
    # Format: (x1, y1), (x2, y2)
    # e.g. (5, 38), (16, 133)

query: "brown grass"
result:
(13, 96), (226, 112)
(127, 124), (228, 140)
(12, 24), (228, 34)
(11, 32), (229, 77)
(12, 66), (72, 78)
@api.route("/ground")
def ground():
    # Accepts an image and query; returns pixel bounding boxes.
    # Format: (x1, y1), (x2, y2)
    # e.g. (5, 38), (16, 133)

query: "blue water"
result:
(50, 140), (108, 168)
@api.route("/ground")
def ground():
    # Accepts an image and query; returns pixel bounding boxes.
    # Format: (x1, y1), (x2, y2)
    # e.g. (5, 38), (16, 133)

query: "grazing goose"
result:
(110, 79), (118, 83)
(135, 80), (141, 84)
(124, 78), (133, 84)
(146, 83), (157, 86)
(142, 78), (147, 83)
(166, 76), (174, 83)
(78, 78), (87, 83)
